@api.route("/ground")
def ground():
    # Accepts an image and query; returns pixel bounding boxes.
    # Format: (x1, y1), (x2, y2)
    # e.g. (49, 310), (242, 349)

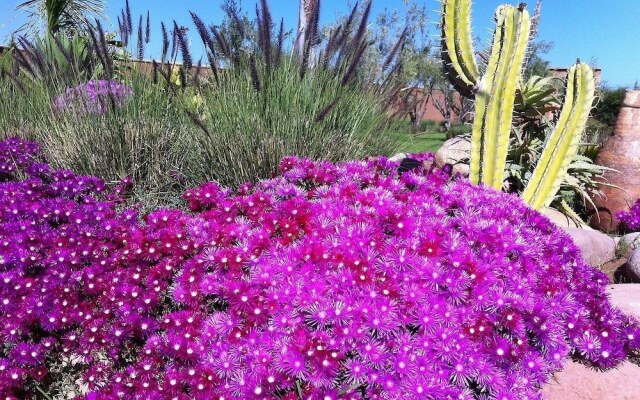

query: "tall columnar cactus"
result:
(440, 0), (595, 211)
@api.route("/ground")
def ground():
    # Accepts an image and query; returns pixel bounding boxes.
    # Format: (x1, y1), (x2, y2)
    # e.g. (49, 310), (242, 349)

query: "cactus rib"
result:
(440, 0), (480, 98)
(521, 63), (595, 210)
(470, 6), (530, 187)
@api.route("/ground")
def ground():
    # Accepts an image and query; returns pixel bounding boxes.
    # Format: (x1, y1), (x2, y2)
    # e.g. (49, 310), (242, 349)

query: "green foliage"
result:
(0, 72), (191, 196)
(440, 0), (596, 211)
(187, 57), (394, 188)
(26, 34), (99, 85)
(3, 1), (405, 204)
(16, 0), (106, 36)
(593, 87), (625, 127)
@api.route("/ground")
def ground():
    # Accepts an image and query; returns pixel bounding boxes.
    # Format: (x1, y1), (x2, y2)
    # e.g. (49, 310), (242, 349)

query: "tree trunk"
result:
(293, 0), (318, 60)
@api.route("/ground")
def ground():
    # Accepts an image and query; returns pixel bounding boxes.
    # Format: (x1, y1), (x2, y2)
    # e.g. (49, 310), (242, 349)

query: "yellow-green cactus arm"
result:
(521, 63), (595, 210)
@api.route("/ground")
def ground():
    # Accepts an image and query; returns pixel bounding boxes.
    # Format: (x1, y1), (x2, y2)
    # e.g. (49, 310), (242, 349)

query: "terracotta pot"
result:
(592, 90), (640, 232)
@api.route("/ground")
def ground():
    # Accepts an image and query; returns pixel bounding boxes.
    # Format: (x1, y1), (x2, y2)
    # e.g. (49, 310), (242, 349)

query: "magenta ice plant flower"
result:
(0, 138), (638, 399)
(617, 199), (640, 233)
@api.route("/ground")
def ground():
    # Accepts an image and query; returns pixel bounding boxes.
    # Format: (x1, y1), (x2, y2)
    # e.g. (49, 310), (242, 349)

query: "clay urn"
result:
(591, 90), (640, 232)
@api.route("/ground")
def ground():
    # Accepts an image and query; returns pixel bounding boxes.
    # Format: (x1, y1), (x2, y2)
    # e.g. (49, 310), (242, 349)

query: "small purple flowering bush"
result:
(52, 80), (133, 115)
(1, 137), (639, 399)
(617, 199), (640, 233)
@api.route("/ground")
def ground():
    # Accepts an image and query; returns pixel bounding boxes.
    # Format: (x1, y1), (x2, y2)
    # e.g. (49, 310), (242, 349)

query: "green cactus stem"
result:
(441, 1), (595, 207)
(469, 5), (530, 188)
(440, 0), (480, 98)
(521, 62), (595, 211)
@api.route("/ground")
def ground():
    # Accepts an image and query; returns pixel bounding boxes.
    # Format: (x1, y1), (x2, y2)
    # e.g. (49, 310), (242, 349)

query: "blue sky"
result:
(1, 0), (639, 88)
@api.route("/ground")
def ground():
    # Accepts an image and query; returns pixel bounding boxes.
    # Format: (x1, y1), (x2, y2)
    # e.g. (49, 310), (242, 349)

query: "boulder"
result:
(592, 90), (640, 232)
(606, 283), (640, 319)
(624, 249), (640, 283)
(619, 232), (640, 252)
(543, 360), (640, 400)
(562, 227), (616, 267)
(544, 208), (588, 229)
(543, 284), (640, 400)
(434, 135), (470, 176)
(388, 153), (408, 162)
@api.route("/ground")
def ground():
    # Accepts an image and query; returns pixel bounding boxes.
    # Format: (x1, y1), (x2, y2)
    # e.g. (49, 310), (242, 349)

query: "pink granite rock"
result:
(561, 227), (616, 267)
(543, 360), (640, 400)
(606, 284), (640, 320)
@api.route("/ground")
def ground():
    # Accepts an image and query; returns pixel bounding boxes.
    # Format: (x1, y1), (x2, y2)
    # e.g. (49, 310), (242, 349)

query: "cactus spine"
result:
(440, 0), (595, 211)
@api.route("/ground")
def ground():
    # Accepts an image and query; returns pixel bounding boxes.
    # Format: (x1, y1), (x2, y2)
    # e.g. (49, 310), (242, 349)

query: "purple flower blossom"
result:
(0, 137), (638, 398)
(617, 199), (640, 233)
(52, 80), (133, 115)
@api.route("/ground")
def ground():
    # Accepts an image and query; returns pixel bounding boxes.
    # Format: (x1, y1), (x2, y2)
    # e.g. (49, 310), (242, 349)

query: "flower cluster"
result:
(52, 80), (133, 115)
(617, 199), (640, 233)
(1, 138), (638, 399)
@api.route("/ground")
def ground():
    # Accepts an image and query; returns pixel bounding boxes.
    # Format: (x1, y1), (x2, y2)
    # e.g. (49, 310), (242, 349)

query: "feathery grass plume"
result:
(315, 96), (341, 122)
(174, 22), (192, 71)
(7, 70), (27, 94)
(249, 54), (261, 91)
(125, 0), (133, 36)
(117, 15), (124, 41)
(274, 18), (284, 68)
(321, 26), (342, 69)
(211, 26), (231, 61)
(95, 20), (114, 78)
(170, 25), (179, 61)
(152, 60), (159, 84)
(351, 1), (371, 53)
(161, 22), (169, 62)
(335, 2), (359, 50)
(341, 40), (368, 85)
(52, 34), (82, 77)
(120, 9), (129, 46)
(15, 37), (41, 77)
(206, 51), (219, 84)
(382, 27), (407, 72)
(191, 12), (216, 54)
(145, 11), (151, 44)
(137, 15), (144, 60)
(258, 0), (273, 71)
(87, 25), (108, 76)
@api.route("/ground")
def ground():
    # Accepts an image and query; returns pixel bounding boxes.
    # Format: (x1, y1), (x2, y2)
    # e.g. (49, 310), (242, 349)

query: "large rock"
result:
(544, 284), (640, 400)
(543, 360), (640, 400)
(624, 249), (640, 283)
(544, 208), (588, 229)
(592, 90), (640, 232)
(619, 232), (640, 252)
(434, 135), (470, 176)
(562, 227), (616, 267)
(607, 283), (640, 319)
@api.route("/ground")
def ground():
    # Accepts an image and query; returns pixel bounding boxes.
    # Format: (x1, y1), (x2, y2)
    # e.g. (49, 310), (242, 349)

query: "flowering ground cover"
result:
(1, 138), (638, 399)
(617, 200), (640, 233)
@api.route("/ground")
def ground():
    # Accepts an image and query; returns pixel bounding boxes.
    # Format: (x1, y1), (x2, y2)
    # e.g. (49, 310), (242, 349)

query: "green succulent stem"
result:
(441, 1), (595, 208)
(440, 0), (480, 98)
(469, 5), (530, 188)
(521, 63), (595, 210)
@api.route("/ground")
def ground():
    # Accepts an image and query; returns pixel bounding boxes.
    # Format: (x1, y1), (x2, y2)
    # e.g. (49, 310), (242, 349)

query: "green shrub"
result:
(593, 87), (625, 127)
